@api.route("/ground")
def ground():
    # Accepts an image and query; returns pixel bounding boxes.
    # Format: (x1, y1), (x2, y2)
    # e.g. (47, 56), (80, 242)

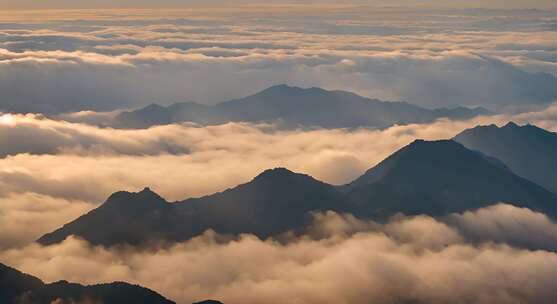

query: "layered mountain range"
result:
(38, 124), (557, 247)
(114, 85), (491, 129)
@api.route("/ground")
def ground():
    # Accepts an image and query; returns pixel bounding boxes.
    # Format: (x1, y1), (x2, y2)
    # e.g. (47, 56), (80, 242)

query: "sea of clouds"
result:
(1, 7), (557, 113)
(1, 6), (557, 304)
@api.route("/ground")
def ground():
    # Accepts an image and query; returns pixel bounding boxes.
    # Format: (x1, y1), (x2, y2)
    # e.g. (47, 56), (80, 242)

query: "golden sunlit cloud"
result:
(3, 204), (557, 304)
(0, 114), (16, 127)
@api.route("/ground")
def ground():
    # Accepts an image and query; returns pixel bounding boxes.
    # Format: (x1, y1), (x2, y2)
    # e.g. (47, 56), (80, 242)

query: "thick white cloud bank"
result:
(2, 205), (557, 304)
(0, 7), (557, 113)
(447, 204), (557, 252)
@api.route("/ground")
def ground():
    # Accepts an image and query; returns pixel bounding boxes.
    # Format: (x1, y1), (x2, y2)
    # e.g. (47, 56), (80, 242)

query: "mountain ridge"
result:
(114, 85), (492, 129)
(0, 262), (175, 304)
(454, 122), (557, 194)
(37, 134), (557, 247)
(38, 167), (356, 246)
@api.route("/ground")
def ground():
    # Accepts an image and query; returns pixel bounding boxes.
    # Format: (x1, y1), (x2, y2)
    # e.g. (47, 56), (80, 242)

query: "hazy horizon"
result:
(1, 1), (557, 10)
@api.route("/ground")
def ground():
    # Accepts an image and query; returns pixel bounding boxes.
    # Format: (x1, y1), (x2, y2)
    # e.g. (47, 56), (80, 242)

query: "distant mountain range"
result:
(38, 135), (557, 247)
(114, 85), (492, 129)
(455, 122), (557, 194)
(0, 263), (174, 304)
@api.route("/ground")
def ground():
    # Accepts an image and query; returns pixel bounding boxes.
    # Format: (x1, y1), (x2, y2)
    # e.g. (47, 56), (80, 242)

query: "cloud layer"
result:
(3, 204), (557, 304)
(1, 7), (557, 113)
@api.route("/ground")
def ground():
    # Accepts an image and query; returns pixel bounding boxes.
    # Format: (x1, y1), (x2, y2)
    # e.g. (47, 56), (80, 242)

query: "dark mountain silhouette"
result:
(0, 263), (43, 303)
(38, 140), (557, 247)
(454, 122), (557, 194)
(0, 262), (175, 304)
(39, 187), (174, 246)
(115, 85), (491, 129)
(342, 139), (557, 218)
(38, 169), (356, 247)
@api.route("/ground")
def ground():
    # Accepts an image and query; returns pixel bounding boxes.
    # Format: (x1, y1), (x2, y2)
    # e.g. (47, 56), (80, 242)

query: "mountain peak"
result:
(409, 138), (426, 145)
(257, 84), (311, 96)
(396, 139), (489, 166)
(37, 187), (170, 246)
(503, 121), (520, 128)
(406, 139), (462, 150)
(255, 84), (335, 97)
(266, 84), (292, 90)
(139, 186), (156, 195)
(134, 187), (166, 202)
(103, 187), (167, 208)
(345, 139), (481, 191)
(140, 103), (167, 112)
(253, 167), (299, 181)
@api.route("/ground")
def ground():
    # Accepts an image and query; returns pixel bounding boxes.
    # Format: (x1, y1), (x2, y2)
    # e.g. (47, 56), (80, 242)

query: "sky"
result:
(1, 0), (557, 9)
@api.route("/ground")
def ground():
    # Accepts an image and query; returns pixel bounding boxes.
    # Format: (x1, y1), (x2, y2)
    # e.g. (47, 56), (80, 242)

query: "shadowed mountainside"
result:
(455, 122), (557, 194)
(0, 263), (175, 304)
(342, 139), (557, 218)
